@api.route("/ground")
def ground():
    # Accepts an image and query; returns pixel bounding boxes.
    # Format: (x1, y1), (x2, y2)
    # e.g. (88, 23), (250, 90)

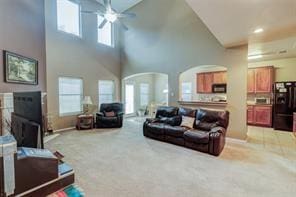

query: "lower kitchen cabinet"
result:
(247, 105), (273, 127)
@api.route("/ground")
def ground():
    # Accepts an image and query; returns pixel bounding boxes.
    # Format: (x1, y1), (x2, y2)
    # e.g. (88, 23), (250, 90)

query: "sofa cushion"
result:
(146, 123), (165, 135)
(155, 106), (179, 118)
(164, 125), (188, 137)
(158, 116), (182, 126)
(195, 121), (217, 131)
(178, 107), (197, 118)
(183, 130), (210, 144)
(104, 111), (116, 117)
(195, 108), (229, 129)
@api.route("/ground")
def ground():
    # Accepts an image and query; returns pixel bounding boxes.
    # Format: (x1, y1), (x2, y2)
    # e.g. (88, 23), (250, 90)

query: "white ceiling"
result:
(95, 0), (143, 12)
(185, 0), (296, 48)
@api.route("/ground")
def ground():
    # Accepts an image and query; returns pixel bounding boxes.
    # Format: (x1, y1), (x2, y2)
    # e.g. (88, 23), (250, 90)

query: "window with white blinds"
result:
(140, 83), (150, 107)
(97, 15), (113, 47)
(59, 77), (83, 116)
(98, 80), (115, 106)
(57, 0), (81, 36)
(181, 82), (192, 101)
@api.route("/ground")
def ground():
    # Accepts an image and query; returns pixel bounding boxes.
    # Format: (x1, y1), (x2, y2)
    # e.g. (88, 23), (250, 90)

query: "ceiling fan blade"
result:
(81, 10), (104, 16)
(99, 19), (108, 29)
(117, 20), (128, 31)
(104, 0), (112, 11)
(117, 12), (136, 18)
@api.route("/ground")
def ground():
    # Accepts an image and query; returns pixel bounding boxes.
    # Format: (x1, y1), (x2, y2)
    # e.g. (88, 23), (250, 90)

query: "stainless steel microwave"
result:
(212, 84), (227, 93)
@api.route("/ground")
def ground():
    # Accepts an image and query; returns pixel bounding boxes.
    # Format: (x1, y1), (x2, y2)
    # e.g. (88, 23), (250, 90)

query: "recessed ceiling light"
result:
(254, 28), (264, 34)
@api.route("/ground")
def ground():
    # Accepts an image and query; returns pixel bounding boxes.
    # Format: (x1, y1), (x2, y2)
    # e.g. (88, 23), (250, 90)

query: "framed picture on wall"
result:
(3, 50), (38, 85)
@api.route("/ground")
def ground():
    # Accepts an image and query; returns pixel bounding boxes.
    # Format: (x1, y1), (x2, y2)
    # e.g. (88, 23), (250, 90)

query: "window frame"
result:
(181, 82), (192, 101)
(56, 0), (82, 37)
(58, 76), (83, 116)
(97, 15), (114, 47)
(98, 80), (115, 107)
(140, 83), (150, 107)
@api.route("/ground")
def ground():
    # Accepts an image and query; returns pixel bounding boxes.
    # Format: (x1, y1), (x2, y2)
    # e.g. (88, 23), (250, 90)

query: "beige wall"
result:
(249, 57), (296, 82)
(45, 0), (121, 130)
(121, 0), (248, 139)
(0, 0), (46, 93)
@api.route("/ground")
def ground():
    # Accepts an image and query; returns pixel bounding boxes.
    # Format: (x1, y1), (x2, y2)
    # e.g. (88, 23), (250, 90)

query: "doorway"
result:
(125, 84), (135, 114)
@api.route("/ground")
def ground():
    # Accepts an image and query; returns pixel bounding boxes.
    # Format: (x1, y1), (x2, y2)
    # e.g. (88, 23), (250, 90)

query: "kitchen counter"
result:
(178, 101), (227, 106)
(247, 103), (273, 106)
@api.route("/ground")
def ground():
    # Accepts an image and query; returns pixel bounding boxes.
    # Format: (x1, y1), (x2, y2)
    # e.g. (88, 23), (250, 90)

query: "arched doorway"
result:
(179, 65), (227, 102)
(123, 73), (169, 116)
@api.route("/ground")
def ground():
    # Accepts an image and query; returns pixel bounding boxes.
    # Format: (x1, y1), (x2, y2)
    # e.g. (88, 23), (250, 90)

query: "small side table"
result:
(77, 114), (94, 130)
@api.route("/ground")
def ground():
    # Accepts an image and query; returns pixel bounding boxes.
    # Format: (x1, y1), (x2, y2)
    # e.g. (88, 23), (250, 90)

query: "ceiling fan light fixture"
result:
(105, 13), (117, 22)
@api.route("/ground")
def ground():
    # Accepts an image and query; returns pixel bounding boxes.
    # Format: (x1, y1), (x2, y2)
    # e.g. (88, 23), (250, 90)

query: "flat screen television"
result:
(11, 91), (44, 148)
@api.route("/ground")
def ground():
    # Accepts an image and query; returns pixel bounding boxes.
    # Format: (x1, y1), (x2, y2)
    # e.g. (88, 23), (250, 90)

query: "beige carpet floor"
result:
(46, 117), (296, 197)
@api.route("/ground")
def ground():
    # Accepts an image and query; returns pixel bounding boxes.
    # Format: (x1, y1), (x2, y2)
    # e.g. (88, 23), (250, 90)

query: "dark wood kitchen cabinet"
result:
(213, 71), (227, 84)
(247, 69), (255, 93)
(248, 66), (274, 94)
(255, 67), (274, 93)
(196, 73), (205, 93)
(247, 105), (272, 127)
(247, 105), (254, 124)
(196, 73), (213, 93)
(196, 71), (226, 93)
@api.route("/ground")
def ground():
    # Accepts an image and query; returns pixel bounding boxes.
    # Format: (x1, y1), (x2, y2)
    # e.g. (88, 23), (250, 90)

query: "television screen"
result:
(12, 91), (43, 148)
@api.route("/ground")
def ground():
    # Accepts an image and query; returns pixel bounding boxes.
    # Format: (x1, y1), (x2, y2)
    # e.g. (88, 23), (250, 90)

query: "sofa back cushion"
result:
(158, 116), (181, 126)
(195, 108), (229, 131)
(178, 107), (197, 118)
(100, 103), (123, 115)
(155, 106), (179, 118)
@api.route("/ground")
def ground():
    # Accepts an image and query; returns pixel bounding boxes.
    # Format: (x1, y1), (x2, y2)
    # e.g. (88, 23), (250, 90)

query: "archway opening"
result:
(179, 65), (227, 102)
(123, 73), (169, 117)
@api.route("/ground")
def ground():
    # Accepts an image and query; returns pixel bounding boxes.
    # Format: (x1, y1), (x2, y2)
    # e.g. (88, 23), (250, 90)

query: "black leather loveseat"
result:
(96, 103), (124, 128)
(143, 106), (229, 156)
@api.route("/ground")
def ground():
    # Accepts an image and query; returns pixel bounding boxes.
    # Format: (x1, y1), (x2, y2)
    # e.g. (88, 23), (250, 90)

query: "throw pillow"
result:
(104, 111), (116, 117)
(180, 116), (195, 129)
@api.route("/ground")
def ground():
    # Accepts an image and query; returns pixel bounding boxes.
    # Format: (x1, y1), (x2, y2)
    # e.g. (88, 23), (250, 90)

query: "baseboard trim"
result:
(54, 127), (76, 133)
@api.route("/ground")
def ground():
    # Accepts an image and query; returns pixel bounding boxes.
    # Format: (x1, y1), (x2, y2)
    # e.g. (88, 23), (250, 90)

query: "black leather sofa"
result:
(143, 106), (229, 156)
(96, 103), (124, 128)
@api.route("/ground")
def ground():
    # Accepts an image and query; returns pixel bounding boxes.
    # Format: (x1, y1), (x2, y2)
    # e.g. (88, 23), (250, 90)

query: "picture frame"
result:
(3, 50), (38, 85)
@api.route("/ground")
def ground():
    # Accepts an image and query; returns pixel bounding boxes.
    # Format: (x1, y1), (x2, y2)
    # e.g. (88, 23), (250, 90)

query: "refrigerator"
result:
(274, 81), (296, 131)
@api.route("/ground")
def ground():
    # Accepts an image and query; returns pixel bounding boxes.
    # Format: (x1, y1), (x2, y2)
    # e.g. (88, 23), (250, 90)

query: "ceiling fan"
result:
(81, 0), (136, 30)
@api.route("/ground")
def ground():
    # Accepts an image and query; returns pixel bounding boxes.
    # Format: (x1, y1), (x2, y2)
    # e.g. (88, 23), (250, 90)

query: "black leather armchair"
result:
(96, 103), (124, 128)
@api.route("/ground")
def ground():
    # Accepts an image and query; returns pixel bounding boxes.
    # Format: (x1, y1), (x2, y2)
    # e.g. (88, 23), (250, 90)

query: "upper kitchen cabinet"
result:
(213, 71), (227, 84)
(255, 66), (274, 93)
(197, 71), (227, 93)
(247, 69), (255, 93)
(248, 66), (274, 94)
(204, 73), (213, 93)
(196, 73), (205, 93)
(196, 72), (214, 93)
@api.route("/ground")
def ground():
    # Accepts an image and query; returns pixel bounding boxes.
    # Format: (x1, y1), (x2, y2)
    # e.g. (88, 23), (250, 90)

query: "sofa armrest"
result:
(145, 118), (159, 123)
(208, 127), (227, 156)
(96, 112), (104, 117)
(210, 126), (226, 135)
(117, 112), (124, 117)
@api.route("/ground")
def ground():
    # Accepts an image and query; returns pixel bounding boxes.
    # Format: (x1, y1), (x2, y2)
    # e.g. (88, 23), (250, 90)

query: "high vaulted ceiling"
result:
(185, 0), (296, 48)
